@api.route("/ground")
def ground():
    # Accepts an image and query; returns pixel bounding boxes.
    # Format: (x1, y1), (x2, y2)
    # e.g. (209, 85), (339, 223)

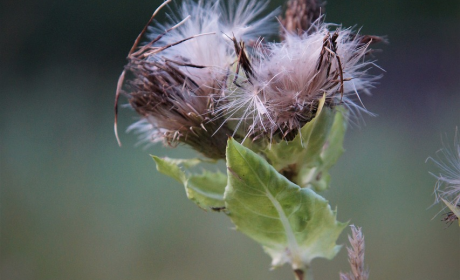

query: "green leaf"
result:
(264, 96), (331, 169)
(152, 156), (226, 209)
(441, 199), (460, 227)
(263, 95), (346, 192)
(225, 138), (346, 270)
(296, 109), (347, 191)
(321, 108), (347, 167)
(152, 156), (188, 183)
(186, 171), (227, 209)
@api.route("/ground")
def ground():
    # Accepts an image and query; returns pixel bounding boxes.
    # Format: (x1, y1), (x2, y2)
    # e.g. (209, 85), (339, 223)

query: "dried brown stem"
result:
(280, 0), (324, 39)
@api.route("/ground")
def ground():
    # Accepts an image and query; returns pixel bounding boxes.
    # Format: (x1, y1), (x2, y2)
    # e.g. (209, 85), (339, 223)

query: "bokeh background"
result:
(2, 0), (459, 279)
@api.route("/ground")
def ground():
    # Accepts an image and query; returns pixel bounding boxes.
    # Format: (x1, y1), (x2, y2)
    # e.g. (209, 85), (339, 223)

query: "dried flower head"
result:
(115, 0), (382, 158)
(220, 24), (379, 140)
(116, 0), (278, 158)
(428, 128), (460, 222)
(340, 225), (369, 280)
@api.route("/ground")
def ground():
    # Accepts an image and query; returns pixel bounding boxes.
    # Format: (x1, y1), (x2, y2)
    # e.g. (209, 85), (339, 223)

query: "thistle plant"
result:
(428, 128), (460, 227)
(115, 0), (382, 278)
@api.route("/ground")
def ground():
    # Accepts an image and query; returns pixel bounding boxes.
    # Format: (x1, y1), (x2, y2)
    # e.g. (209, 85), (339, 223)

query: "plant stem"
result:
(294, 268), (314, 280)
(294, 269), (304, 280)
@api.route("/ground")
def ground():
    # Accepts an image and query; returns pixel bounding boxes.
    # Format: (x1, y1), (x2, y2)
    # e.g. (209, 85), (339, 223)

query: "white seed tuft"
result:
(428, 128), (460, 207)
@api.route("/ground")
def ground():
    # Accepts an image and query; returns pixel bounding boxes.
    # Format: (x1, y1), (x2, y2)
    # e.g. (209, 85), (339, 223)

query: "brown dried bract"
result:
(351, 34), (388, 56)
(442, 208), (459, 227)
(316, 30), (344, 99)
(231, 36), (255, 86)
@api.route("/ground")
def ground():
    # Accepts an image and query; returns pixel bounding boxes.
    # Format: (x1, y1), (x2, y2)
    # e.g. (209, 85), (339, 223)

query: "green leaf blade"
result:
(262, 95), (346, 192)
(264, 96), (332, 166)
(296, 110), (347, 191)
(225, 138), (346, 269)
(321, 108), (347, 169)
(152, 156), (226, 209)
(152, 156), (187, 183)
(186, 171), (227, 209)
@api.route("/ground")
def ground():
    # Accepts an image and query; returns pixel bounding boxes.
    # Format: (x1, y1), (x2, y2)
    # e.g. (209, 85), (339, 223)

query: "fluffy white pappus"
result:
(127, 118), (162, 148)
(145, 0), (279, 84)
(218, 0), (280, 41)
(222, 22), (379, 138)
(428, 128), (460, 207)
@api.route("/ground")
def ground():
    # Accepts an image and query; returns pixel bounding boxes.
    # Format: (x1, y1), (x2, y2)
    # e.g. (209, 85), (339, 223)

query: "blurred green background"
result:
(1, 0), (459, 279)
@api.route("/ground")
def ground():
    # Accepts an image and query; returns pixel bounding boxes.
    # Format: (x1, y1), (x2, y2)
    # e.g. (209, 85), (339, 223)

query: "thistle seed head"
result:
(221, 23), (379, 140)
(118, 0), (278, 159)
(116, 0), (382, 158)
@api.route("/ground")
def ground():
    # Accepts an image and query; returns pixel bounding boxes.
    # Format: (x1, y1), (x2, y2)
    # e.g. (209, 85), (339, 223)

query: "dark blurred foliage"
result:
(1, 0), (459, 279)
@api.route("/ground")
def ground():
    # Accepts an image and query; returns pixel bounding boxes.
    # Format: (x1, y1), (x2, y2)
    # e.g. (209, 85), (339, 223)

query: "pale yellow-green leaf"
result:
(152, 156), (226, 209)
(225, 138), (346, 270)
